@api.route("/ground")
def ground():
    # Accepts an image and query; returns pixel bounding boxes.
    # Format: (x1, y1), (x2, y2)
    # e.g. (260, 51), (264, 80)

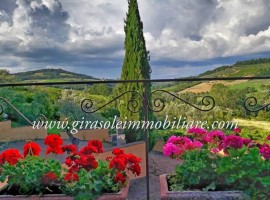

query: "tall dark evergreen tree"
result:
(118, 0), (152, 142)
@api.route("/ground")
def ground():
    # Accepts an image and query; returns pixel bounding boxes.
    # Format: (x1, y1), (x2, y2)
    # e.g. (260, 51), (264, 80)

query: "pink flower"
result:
(211, 148), (220, 154)
(163, 143), (181, 157)
(243, 138), (252, 146)
(266, 135), (270, 141)
(167, 136), (182, 144)
(167, 136), (192, 145)
(208, 130), (226, 141)
(225, 135), (244, 149)
(192, 141), (203, 149)
(259, 144), (270, 160)
(233, 127), (241, 134)
(202, 130), (225, 144)
(187, 127), (207, 135)
(201, 135), (212, 143)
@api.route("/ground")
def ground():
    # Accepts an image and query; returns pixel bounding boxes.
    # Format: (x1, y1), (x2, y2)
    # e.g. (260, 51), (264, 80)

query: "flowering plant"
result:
(164, 128), (270, 199)
(0, 135), (141, 200)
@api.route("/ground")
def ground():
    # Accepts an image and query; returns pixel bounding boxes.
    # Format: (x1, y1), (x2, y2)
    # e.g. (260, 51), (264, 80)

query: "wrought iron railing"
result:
(0, 76), (269, 200)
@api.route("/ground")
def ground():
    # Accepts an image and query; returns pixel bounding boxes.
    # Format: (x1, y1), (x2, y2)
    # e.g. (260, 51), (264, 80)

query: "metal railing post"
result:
(143, 82), (150, 200)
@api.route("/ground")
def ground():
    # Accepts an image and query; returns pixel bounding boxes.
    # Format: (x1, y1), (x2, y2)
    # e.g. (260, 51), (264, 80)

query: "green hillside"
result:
(13, 68), (100, 82)
(161, 58), (270, 92)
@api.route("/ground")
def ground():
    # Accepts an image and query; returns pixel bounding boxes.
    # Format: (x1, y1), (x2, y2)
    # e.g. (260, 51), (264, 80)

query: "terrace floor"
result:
(128, 151), (180, 200)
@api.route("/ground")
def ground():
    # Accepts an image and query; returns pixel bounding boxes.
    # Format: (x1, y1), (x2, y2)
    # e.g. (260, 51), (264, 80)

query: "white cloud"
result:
(0, 0), (270, 79)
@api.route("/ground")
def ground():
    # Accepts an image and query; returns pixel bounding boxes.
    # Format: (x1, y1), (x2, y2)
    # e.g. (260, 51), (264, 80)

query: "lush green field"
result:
(228, 79), (270, 91)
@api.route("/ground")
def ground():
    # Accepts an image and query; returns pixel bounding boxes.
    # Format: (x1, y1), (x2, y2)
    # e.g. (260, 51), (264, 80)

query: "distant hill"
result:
(199, 58), (270, 78)
(161, 58), (270, 93)
(13, 68), (101, 82)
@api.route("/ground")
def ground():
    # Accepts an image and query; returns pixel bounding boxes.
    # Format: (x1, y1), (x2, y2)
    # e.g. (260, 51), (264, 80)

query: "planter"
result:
(160, 175), (249, 200)
(0, 194), (73, 200)
(0, 178), (130, 200)
(97, 177), (130, 200)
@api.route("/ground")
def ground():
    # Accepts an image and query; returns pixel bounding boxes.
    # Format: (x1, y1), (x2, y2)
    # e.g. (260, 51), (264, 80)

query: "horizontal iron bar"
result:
(1, 76), (270, 87)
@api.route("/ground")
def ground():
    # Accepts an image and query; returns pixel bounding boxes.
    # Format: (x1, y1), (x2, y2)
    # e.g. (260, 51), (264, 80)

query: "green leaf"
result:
(203, 181), (216, 192)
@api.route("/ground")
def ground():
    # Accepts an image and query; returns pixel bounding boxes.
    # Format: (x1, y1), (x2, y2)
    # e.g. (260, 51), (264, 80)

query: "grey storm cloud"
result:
(0, 0), (270, 79)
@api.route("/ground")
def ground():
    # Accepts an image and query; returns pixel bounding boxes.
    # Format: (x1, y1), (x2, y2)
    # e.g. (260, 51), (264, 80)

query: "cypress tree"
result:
(118, 0), (152, 143)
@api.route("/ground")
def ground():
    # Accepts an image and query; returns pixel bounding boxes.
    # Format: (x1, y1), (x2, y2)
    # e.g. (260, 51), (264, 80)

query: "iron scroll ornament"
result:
(81, 90), (216, 114)
(81, 90), (144, 114)
(0, 97), (47, 126)
(244, 96), (270, 112)
(149, 90), (216, 112)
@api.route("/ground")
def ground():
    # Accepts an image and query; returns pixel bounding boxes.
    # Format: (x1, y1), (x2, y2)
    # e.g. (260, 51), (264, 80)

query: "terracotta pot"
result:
(160, 174), (249, 200)
(0, 178), (130, 200)
(97, 178), (130, 200)
(0, 194), (73, 200)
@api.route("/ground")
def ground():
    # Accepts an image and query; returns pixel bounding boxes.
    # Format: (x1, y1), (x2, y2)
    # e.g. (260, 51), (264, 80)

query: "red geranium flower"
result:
(128, 163), (141, 176)
(68, 165), (79, 174)
(88, 140), (104, 153)
(64, 173), (79, 182)
(109, 155), (127, 171)
(41, 172), (57, 185)
(46, 146), (63, 155)
(62, 144), (77, 154)
(23, 141), (41, 157)
(65, 157), (73, 166)
(44, 134), (63, 155)
(112, 148), (125, 155)
(114, 172), (126, 184)
(126, 154), (141, 176)
(0, 149), (21, 166)
(75, 154), (98, 171)
(44, 134), (63, 148)
(108, 149), (142, 176)
(79, 145), (98, 155)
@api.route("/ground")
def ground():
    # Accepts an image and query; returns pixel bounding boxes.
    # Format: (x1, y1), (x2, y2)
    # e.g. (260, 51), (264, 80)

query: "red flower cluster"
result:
(64, 173), (79, 182)
(0, 149), (21, 166)
(112, 148), (124, 155)
(114, 172), (126, 184)
(41, 172), (58, 185)
(0, 137), (142, 187)
(79, 145), (98, 155)
(108, 148), (141, 176)
(62, 144), (77, 154)
(23, 141), (41, 157)
(65, 140), (103, 173)
(44, 134), (63, 155)
(88, 140), (104, 153)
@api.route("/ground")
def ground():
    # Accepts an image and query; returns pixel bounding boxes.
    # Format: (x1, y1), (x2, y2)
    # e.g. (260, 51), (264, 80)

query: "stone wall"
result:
(0, 121), (109, 142)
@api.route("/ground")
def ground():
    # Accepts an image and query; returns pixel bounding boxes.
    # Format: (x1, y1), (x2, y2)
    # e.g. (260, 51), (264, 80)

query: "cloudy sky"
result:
(0, 0), (270, 79)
